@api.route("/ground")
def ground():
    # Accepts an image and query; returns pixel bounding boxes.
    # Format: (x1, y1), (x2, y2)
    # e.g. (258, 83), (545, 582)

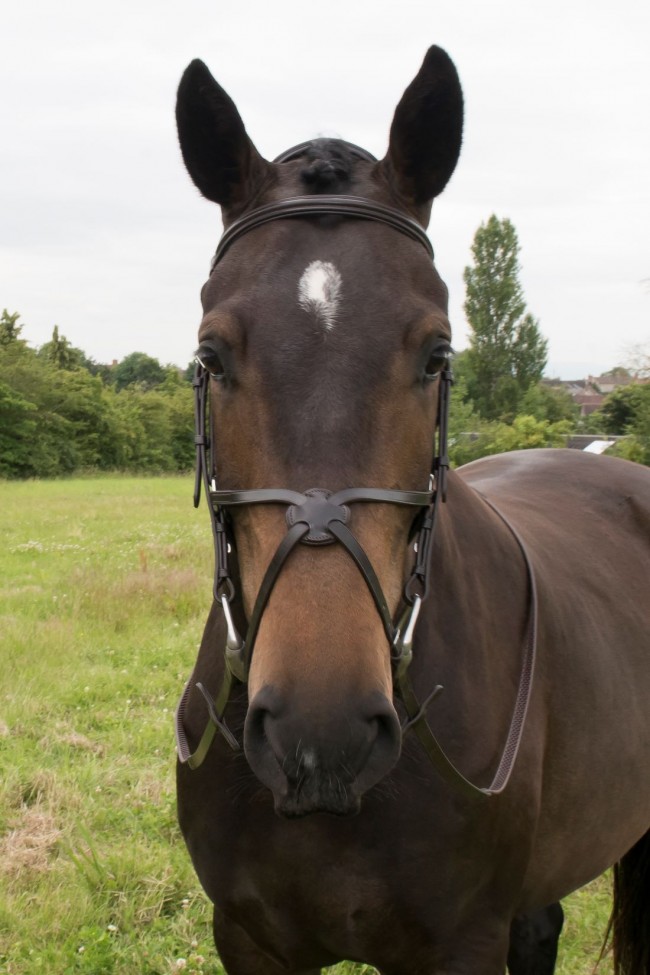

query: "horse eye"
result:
(425, 345), (453, 379)
(195, 344), (225, 378)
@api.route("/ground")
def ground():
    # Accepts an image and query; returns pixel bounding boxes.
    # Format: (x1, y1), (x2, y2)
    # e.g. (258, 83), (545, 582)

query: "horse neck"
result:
(417, 469), (530, 717)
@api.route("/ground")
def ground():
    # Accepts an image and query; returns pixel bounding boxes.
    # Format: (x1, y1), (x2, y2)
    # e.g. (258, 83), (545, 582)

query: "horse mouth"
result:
(275, 792), (361, 819)
(274, 774), (362, 819)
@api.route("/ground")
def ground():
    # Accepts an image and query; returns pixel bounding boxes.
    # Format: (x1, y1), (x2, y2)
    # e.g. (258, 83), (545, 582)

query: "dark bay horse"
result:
(174, 47), (650, 975)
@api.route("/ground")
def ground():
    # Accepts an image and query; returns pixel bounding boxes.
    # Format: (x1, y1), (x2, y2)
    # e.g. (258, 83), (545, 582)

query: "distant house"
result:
(542, 377), (604, 416)
(571, 390), (605, 416)
(587, 367), (633, 395)
(543, 368), (636, 417)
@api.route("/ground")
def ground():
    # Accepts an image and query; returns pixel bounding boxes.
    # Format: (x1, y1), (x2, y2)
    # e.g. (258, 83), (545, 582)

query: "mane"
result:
(300, 139), (358, 192)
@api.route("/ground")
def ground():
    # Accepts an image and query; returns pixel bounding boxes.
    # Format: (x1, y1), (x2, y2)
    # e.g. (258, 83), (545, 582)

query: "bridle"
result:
(175, 141), (538, 801)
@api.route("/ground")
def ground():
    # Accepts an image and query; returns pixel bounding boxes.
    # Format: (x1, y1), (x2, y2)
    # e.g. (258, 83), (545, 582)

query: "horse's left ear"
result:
(176, 59), (272, 211)
(380, 46), (464, 216)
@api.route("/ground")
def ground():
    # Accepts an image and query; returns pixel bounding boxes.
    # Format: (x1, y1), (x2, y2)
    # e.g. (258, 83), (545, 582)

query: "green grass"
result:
(0, 477), (613, 974)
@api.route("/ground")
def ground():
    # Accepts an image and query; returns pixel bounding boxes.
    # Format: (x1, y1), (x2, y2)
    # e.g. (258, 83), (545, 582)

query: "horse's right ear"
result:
(176, 59), (272, 210)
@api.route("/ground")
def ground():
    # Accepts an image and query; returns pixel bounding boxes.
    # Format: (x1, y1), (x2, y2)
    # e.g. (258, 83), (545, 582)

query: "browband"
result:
(210, 139), (433, 270)
(212, 196), (434, 270)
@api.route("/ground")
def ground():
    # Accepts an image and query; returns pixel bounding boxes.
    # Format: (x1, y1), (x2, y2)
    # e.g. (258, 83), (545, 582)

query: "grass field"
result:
(0, 476), (612, 975)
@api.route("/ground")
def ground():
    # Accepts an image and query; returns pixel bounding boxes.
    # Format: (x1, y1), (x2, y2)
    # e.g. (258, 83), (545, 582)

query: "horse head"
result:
(176, 47), (463, 817)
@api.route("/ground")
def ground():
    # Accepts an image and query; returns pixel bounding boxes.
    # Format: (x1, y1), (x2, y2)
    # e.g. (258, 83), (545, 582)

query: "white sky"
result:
(2, 0), (649, 379)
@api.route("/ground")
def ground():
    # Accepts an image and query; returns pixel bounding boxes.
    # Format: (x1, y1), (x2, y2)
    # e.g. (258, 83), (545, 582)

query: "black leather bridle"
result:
(175, 142), (538, 801)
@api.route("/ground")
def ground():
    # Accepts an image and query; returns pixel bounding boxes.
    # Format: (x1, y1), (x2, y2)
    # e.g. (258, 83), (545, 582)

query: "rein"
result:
(175, 141), (538, 800)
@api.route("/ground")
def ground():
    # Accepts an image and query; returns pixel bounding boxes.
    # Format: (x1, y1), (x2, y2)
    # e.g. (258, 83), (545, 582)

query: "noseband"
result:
(178, 357), (453, 762)
(176, 142), (538, 801)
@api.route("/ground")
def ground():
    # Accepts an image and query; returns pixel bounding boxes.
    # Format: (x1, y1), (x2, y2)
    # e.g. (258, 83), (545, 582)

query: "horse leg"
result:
(378, 916), (514, 975)
(212, 905), (321, 975)
(608, 830), (650, 975)
(507, 903), (564, 975)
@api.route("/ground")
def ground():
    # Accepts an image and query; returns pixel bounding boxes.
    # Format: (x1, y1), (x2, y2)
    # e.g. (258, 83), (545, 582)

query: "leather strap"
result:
(211, 487), (434, 509)
(205, 485), (435, 665)
(228, 521), (309, 681)
(175, 665), (237, 768)
(211, 488), (322, 507)
(212, 195), (433, 270)
(394, 491), (538, 799)
(330, 487), (433, 508)
(212, 140), (431, 270)
(327, 520), (396, 645)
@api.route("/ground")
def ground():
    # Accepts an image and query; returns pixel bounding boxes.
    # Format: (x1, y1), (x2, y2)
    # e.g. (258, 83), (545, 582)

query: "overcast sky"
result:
(2, 0), (648, 379)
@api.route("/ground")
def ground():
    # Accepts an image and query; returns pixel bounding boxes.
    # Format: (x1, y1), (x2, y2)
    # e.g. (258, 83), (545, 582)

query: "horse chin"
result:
(273, 787), (361, 819)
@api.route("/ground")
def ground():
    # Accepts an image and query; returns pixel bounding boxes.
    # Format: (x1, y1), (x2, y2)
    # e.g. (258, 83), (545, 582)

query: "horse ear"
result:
(380, 46), (464, 213)
(176, 59), (272, 209)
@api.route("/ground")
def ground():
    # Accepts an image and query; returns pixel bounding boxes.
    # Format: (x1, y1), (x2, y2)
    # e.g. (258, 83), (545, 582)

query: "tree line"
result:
(1, 216), (648, 479)
(0, 311), (194, 478)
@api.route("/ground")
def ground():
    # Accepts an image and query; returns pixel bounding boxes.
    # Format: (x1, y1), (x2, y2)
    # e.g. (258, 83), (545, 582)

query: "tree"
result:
(485, 415), (572, 453)
(0, 316), (197, 476)
(604, 385), (650, 466)
(111, 352), (166, 391)
(0, 309), (26, 348)
(0, 380), (37, 477)
(519, 383), (579, 424)
(462, 216), (548, 422)
(38, 325), (91, 371)
(599, 383), (650, 435)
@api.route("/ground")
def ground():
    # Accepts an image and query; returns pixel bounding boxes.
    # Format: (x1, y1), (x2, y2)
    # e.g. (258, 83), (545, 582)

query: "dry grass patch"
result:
(0, 805), (62, 877)
(43, 729), (105, 755)
(117, 566), (200, 598)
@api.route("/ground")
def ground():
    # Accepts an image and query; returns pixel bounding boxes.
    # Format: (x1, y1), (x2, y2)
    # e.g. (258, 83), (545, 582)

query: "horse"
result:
(173, 46), (650, 975)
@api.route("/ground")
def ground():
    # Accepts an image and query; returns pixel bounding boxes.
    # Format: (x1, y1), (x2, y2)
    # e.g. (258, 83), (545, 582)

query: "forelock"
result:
(300, 139), (357, 191)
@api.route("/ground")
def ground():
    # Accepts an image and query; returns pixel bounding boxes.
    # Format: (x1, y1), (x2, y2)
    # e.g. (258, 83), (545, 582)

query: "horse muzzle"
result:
(244, 684), (402, 817)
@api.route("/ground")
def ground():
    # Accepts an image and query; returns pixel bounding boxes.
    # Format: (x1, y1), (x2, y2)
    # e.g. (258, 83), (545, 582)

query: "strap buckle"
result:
(220, 594), (247, 682)
(392, 594), (422, 679)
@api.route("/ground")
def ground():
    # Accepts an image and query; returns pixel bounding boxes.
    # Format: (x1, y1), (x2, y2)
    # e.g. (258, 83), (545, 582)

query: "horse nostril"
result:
(244, 688), (290, 797)
(354, 697), (402, 794)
